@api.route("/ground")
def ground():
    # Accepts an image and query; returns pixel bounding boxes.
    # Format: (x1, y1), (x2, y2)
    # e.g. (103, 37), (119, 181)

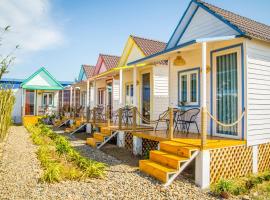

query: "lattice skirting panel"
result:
(210, 145), (252, 184)
(258, 143), (270, 172)
(142, 139), (159, 158)
(125, 132), (133, 153)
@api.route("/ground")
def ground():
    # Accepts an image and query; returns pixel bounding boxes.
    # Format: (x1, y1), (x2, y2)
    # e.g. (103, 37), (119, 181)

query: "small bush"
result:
(41, 163), (62, 183)
(26, 123), (106, 183)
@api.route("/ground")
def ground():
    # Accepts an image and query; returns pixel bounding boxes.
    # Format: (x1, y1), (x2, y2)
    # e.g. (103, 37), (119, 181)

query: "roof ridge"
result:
(99, 53), (120, 58)
(82, 64), (95, 68)
(130, 35), (166, 45)
(196, 0), (270, 28)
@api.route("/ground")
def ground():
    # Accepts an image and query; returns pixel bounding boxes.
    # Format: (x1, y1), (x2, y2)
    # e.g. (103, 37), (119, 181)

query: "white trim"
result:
(196, 35), (236, 43)
(212, 46), (243, 139)
(133, 66), (137, 107)
(179, 69), (199, 106)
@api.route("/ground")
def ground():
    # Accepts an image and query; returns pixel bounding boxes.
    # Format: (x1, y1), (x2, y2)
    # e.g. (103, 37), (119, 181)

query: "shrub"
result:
(41, 163), (62, 183)
(26, 122), (106, 183)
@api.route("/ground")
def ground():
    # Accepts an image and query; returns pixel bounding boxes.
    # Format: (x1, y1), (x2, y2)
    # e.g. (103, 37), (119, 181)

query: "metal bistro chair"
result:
(175, 108), (200, 135)
(96, 105), (105, 121)
(154, 108), (170, 132)
(122, 106), (133, 126)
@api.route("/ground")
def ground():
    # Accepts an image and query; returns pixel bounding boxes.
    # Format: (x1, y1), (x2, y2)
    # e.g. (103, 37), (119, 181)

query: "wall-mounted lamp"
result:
(173, 55), (186, 66)
(200, 65), (211, 73)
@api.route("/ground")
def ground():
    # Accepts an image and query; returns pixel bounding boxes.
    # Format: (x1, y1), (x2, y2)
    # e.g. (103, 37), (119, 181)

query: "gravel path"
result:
(0, 126), (222, 200)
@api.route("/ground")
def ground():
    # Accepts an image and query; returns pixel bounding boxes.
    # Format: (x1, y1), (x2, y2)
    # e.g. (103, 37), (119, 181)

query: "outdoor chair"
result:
(175, 108), (200, 135)
(154, 108), (169, 131)
(96, 105), (105, 121)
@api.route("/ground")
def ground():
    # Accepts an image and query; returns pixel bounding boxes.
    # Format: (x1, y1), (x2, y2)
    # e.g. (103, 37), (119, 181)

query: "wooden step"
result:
(100, 127), (111, 134)
(86, 138), (103, 148)
(139, 160), (176, 183)
(93, 132), (110, 141)
(150, 150), (188, 169)
(160, 141), (198, 158)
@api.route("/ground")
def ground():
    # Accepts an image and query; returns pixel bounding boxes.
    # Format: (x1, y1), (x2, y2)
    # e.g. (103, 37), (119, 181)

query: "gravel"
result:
(0, 126), (226, 200)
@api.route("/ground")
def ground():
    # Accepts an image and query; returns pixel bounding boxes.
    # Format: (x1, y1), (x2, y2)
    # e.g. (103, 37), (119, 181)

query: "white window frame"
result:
(98, 88), (105, 105)
(42, 92), (54, 107)
(178, 68), (199, 106)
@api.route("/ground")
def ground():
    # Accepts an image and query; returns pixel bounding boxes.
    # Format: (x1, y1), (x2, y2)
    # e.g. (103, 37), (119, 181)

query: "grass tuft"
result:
(26, 122), (106, 183)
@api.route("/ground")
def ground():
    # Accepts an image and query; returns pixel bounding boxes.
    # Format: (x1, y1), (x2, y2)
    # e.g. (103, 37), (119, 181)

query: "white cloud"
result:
(0, 0), (64, 54)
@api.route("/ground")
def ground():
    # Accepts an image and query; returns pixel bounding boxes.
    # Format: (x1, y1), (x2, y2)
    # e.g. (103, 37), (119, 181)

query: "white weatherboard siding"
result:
(153, 65), (169, 121)
(246, 39), (270, 146)
(90, 87), (95, 109)
(113, 79), (120, 111)
(178, 7), (238, 45)
(166, 2), (197, 49)
(12, 88), (22, 123)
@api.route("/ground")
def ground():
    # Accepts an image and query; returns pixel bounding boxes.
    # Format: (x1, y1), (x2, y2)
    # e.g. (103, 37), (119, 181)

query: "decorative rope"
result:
(206, 109), (245, 127)
(134, 107), (169, 124)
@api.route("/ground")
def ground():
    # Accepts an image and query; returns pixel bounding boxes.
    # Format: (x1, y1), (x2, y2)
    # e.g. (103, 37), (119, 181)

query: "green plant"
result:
(41, 163), (62, 183)
(55, 136), (72, 155)
(26, 122), (107, 183)
(212, 179), (234, 198)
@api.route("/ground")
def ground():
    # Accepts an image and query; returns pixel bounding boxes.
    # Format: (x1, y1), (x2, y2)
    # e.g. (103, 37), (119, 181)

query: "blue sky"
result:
(1, 0), (270, 81)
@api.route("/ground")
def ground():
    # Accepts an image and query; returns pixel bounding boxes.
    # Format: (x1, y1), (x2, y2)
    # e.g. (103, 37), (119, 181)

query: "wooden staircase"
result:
(64, 119), (83, 133)
(86, 127), (112, 148)
(139, 140), (199, 185)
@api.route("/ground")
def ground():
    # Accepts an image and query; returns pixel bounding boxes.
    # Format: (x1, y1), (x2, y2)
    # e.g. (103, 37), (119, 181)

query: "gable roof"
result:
(21, 67), (64, 90)
(131, 35), (166, 56)
(82, 65), (95, 79)
(196, 0), (270, 43)
(166, 0), (270, 49)
(118, 35), (167, 67)
(100, 54), (120, 70)
(93, 54), (120, 75)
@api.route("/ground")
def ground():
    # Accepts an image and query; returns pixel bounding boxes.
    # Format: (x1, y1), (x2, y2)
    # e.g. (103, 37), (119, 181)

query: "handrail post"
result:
(93, 107), (96, 126)
(168, 107), (174, 140)
(86, 106), (90, 123)
(118, 108), (122, 130)
(132, 107), (136, 133)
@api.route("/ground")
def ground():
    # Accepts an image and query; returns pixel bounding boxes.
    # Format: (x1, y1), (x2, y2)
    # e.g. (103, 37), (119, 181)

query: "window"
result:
(178, 69), (199, 106)
(125, 83), (133, 105)
(98, 89), (105, 105)
(42, 93), (54, 107)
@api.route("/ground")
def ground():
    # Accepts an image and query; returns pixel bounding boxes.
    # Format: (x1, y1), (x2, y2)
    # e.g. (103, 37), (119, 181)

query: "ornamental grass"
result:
(25, 122), (106, 183)
(0, 85), (15, 141)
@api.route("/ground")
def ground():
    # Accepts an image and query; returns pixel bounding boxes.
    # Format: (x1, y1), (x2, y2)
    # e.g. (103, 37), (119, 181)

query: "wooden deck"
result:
(133, 130), (246, 150)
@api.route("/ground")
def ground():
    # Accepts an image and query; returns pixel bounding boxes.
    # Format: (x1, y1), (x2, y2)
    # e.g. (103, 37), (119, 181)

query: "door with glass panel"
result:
(25, 90), (35, 115)
(213, 51), (241, 137)
(142, 73), (150, 124)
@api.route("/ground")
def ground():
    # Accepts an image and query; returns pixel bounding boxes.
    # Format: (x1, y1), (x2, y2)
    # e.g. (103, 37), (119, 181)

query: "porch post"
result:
(86, 80), (90, 122)
(21, 88), (25, 117)
(133, 65), (137, 107)
(93, 79), (97, 106)
(62, 89), (64, 110)
(119, 68), (123, 106)
(70, 86), (73, 114)
(201, 42), (207, 149)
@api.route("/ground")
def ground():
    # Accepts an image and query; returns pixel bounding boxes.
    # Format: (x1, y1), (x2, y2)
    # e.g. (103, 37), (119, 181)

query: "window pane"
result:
(190, 73), (197, 102)
(130, 84), (133, 97)
(43, 94), (47, 106)
(126, 85), (129, 96)
(49, 94), (53, 105)
(181, 75), (187, 102)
